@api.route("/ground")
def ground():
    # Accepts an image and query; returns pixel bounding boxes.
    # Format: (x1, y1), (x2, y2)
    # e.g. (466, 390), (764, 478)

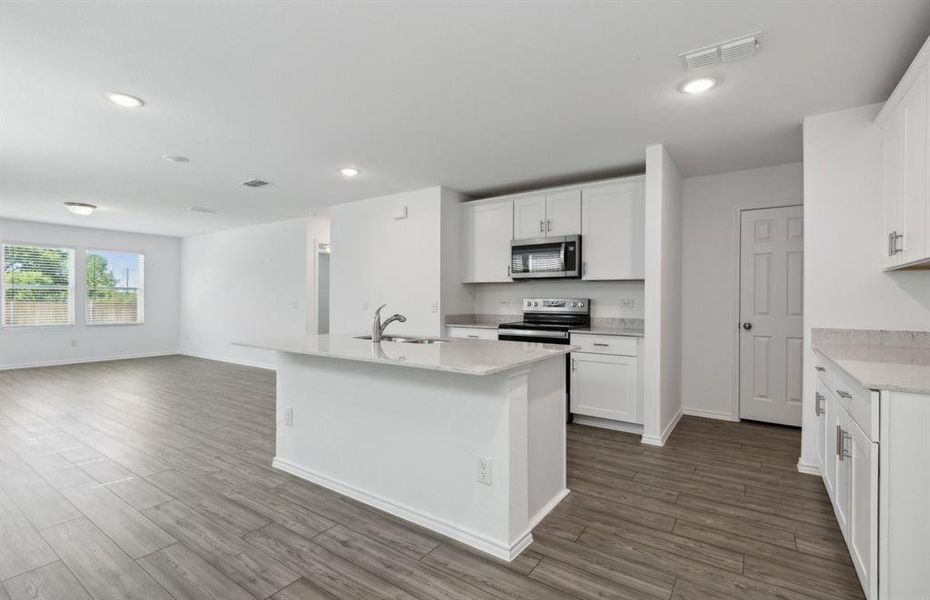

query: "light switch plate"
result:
(619, 298), (635, 309)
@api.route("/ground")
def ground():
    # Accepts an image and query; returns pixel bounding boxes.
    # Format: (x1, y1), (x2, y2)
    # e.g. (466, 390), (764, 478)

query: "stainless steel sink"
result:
(354, 335), (447, 344)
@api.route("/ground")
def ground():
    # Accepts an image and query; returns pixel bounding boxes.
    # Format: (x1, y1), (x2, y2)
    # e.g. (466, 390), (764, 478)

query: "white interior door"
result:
(739, 205), (803, 426)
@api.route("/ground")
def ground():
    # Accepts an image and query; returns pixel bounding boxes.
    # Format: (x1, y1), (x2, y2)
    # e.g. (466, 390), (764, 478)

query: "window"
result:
(2, 244), (75, 327)
(86, 250), (144, 325)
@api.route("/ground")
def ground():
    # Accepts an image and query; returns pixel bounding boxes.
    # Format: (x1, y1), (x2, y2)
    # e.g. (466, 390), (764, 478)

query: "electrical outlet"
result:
(431, 301), (439, 313)
(289, 299), (299, 309)
(363, 300), (369, 311)
(284, 407), (294, 427)
(619, 298), (635, 309)
(477, 457), (492, 485)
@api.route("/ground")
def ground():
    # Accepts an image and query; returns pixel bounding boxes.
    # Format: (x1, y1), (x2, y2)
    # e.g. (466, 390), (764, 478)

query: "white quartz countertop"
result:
(237, 334), (576, 376)
(813, 343), (930, 395)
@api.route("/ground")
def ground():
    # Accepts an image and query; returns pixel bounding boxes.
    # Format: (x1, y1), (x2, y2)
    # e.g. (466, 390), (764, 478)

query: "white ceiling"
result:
(2, 1), (928, 237)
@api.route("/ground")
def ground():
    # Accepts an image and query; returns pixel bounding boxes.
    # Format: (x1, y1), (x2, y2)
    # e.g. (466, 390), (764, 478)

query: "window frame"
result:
(84, 248), (145, 327)
(0, 242), (76, 329)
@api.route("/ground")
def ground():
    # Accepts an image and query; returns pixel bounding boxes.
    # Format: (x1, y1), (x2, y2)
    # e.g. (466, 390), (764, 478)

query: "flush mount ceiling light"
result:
(680, 77), (718, 94)
(339, 167), (361, 177)
(64, 202), (97, 216)
(162, 155), (190, 163)
(104, 92), (145, 108)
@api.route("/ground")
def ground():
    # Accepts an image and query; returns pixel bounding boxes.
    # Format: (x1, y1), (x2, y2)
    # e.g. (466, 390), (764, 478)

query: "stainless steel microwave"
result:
(510, 235), (581, 279)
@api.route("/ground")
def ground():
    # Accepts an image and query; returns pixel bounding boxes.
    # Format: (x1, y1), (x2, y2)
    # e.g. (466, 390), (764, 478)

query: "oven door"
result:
(510, 235), (580, 279)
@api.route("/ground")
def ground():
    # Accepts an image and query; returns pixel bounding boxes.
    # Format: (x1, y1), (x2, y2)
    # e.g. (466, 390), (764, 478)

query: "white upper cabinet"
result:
(461, 199), (513, 283)
(581, 177), (645, 280)
(513, 191), (581, 239)
(878, 41), (930, 270)
(461, 174), (645, 282)
(513, 195), (548, 240)
(545, 190), (582, 236)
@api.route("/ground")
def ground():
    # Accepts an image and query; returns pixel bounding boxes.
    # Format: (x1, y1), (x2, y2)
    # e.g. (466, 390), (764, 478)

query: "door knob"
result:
(742, 322), (752, 330)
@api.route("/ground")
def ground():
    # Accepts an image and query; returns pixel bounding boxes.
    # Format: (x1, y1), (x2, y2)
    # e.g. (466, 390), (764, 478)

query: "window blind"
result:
(86, 250), (144, 325)
(2, 244), (75, 327)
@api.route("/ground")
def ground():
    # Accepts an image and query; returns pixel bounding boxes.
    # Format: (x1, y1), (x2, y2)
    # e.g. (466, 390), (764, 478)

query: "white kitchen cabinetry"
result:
(877, 40), (930, 270)
(461, 174), (645, 282)
(461, 199), (513, 283)
(513, 191), (581, 240)
(581, 177), (645, 280)
(446, 326), (497, 340)
(513, 195), (547, 240)
(813, 354), (930, 599)
(569, 333), (641, 426)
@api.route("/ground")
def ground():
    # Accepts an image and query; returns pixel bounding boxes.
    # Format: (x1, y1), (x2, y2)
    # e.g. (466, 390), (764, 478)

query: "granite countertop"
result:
(237, 335), (576, 377)
(812, 329), (930, 395)
(570, 325), (645, 337)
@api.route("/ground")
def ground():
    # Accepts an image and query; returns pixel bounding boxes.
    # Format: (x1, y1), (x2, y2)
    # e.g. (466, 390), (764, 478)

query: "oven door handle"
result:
(498, 328), (569, 339)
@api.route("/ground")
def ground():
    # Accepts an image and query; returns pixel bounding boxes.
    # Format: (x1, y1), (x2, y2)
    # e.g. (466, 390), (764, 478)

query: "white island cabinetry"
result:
(238, 334), (572, 561)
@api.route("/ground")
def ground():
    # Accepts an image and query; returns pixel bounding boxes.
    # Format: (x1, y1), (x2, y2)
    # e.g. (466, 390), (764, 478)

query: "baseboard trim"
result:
(272, 457), (549, 561)
(641, 408), (683, 447)
(0, 350), (178, 371)
(572, 415), (644, 434)
(797, 459), (821, 476)
(179, 351), (275, 371)
(526, 487), (570, 532)
(682, 408), (740, 422)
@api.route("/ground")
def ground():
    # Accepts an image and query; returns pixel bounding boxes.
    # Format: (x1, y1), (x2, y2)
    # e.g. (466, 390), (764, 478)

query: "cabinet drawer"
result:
(815, 352), (878, 442)
(446, 327), (498, 340)
(570, 334), (637, 356)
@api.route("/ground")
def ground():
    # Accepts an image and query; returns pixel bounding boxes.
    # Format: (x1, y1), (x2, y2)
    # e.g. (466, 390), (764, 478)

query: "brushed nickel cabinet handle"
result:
(836, 390), (852, 399)
(815, 392), (824, 416)
(836, 424), (844, 460)
(546, 219), (552, 233)
(539, 220), (545, 233)
(592, 343), (610, 347)
(841, 429), (852, 459)
(815, 366), (825, 372)
(467, 334), (479, 338)
(889, 231), (896, 257)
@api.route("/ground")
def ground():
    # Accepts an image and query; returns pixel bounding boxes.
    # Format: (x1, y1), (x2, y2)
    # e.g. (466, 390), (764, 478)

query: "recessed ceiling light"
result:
(163, 155), (190, 163)
(680, 77), (718, 94)
(64, 202), (96, 216)
(188, 206), (218, 214)
(339, 167), (361, 177)
(105, 92), (145, 108)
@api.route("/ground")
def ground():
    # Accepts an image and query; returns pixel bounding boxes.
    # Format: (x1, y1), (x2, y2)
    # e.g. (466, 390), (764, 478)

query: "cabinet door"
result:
(570, 353), (638, 423)
(513, 195), (547, 240)
(901, 64), (929, 265)
(834, 406), (851, 536)
(581, 179), (645, 280)
(848, 417), (878, 599)
(815, 379), (828, 473)
(823, 391), (839, 501)
(545, 190), (582, 236)
(462, 200), (513, 283)
(883, 105), (906, 268)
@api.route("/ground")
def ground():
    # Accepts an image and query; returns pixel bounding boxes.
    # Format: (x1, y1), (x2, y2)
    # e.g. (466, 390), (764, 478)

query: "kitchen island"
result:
(237, 334), (574, 560)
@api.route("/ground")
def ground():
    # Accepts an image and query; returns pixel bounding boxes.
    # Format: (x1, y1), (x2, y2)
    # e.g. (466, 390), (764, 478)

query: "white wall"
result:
(680, 163), (804, 420)
(0, 218), (180, 368)
(800, 104), (930, 469)
(330, 186), (462, 337)
(180, 218), (313, 369)
(470, 281), (644, 319)
(642, 144), (684, 445)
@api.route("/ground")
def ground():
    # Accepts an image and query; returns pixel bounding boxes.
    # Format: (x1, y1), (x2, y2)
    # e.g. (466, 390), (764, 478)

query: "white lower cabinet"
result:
(814, 354), (930, 600)
(569, 334), (641, 426)
(445, 327), (497, 340)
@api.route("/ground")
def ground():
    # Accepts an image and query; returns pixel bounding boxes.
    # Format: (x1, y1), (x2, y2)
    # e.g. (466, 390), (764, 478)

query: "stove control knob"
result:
(570, 302), (576, 307)
(579, 302), (584, 307)
(533, 302), (539, 307)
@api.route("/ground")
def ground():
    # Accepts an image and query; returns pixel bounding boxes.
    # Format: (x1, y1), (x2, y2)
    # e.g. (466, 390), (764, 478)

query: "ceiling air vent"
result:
(680, 31), (762, 70)
(240, 178), (270, 188)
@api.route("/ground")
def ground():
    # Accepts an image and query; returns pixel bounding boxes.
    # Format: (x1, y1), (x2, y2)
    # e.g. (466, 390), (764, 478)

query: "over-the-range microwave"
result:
(510, 235), (581, 279)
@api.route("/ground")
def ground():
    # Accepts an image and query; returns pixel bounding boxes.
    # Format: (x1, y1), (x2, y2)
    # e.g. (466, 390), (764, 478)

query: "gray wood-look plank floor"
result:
(0, 355), (864, 600)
